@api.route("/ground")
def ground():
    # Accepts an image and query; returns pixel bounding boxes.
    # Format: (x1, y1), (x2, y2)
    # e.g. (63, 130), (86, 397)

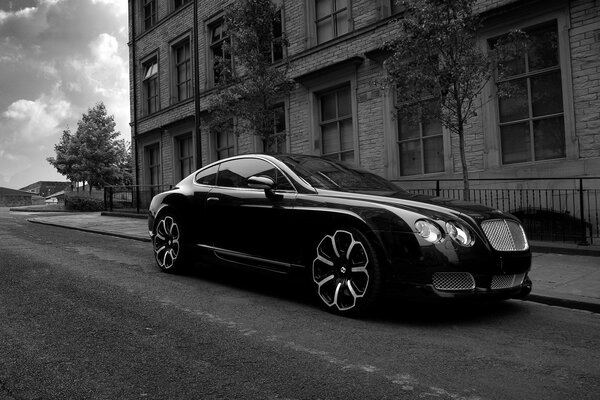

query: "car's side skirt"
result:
(195, 244), (302, 274)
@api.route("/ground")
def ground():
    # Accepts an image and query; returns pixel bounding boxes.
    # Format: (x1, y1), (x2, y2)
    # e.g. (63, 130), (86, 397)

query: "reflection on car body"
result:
(149, 154), (532, 316)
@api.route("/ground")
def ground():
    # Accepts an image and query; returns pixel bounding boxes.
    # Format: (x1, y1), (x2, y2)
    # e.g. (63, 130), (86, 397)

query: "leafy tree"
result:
(207, 0), (294, 152)
(47, 102), (132, 193)
(384, 0), (526, 200)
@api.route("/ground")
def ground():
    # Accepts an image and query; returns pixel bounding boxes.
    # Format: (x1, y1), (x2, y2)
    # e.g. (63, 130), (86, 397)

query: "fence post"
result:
(579, 178), (589, 245)
(109, 186), (114, 211)
(436, 180), (440, 197)
(136, 186), (140, 214)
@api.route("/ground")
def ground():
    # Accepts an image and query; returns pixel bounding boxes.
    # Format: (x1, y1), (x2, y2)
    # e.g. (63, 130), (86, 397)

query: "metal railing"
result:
(104, 185), (173, 214)
(394, 177), (600, 245)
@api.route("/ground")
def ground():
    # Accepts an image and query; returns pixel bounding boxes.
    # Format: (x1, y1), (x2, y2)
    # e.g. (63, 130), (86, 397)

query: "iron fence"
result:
(394, 177), (600, 244)
(104, 185), (173, 214)
(105, 178), (600, 244)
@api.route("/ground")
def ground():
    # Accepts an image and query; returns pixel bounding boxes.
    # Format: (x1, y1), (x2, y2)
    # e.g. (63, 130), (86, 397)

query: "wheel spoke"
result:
(316, 273), (335, 288)
(315, 255), (333, 266)
(332, 281), (342, 307)
(346, 280), (358, 299)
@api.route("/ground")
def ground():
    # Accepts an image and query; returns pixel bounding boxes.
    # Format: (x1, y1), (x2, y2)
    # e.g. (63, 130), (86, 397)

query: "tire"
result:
(311, 228), (382, 316)
(153, 211), (188, 273)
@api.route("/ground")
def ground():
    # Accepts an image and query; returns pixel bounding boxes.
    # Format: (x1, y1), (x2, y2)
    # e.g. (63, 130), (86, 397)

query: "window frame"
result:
(307, 0), (353, 46)
(396, 100), (445, 176)
(207, 16), (232, 87)
(271, 6), (285, 63)
(172, 0), (192, 12)
(494, 21), (566, 165)
(145, 143), (161, 188)
(211, 121), (236, 162)
(480, 10), (576, 169)
(171, 36), (192, 104)
(175, 133), (194, 181)
(142, 0), (157, 31)
(141, 54), (159, 116)
(317, 84), (355, 163)
(263, 102), (288, 154)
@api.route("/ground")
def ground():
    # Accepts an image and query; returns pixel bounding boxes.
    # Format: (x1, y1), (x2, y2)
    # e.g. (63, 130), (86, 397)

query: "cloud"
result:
(0, 0), (129, 189)
(3, 88), (72, 142)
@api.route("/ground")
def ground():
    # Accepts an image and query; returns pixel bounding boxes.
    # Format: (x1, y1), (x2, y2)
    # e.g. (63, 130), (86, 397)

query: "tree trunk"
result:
(457, 126), (470, 201)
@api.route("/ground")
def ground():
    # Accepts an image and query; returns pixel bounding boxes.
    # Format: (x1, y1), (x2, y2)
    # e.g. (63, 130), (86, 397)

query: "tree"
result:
(207, 0), (294, 152)
(47, 102), (132, 193)
(383, 0), (526, 200)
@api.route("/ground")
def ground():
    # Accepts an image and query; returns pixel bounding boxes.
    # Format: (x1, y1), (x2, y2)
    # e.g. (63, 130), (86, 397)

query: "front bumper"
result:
(395, 274), (532, 301)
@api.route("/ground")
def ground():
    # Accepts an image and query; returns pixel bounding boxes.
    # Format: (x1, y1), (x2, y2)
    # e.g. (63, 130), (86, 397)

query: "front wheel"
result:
(311, 228), (382, 316)
(153, 211), (187, 272)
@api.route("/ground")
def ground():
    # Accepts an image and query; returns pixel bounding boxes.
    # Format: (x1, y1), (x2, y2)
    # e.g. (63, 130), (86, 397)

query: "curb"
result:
(101, 211), (147, 219)
(28, 218), (151, 243)
(526, 294), (600, 314)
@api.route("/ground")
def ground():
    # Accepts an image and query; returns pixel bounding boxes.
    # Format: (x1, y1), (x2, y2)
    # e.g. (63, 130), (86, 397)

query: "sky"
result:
(0, 0), (129, 190)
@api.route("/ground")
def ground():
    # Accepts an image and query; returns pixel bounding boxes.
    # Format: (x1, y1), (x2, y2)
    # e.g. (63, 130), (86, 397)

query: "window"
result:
(195, 164), (218, 186)
(173, 0), (191, 10)
(213, 122), (235, 160)
(319, 85), (354, 162)
(209, 19), (231, 86)
(146, 144), (160, 195)
(397, 101), (444, 176)
(495, 21), (565, 164)
(173, 39), (192, 102)
(271, 8), (284, 62)
(266, 104), (287, 153)
(142, 58), (159, 115)
(143, 0), (157, 30)
(315, 0), (349, 44)
(216, 158), (294, 190)
(176, 135), (193, 179)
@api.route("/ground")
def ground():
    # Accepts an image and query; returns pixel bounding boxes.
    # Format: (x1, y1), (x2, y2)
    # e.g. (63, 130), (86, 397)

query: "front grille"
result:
(481, 219), (529, 251)
(432, 272), (475, 291)
(491, 273), (526, 290)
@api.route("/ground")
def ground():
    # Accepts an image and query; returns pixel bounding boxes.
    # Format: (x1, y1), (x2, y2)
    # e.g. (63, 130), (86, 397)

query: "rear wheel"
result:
(153, 211), (187, 272)
(311, 228), (382, 316)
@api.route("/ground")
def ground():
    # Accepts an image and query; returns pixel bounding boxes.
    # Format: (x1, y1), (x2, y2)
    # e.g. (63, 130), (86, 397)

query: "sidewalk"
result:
(24, 211), (600, 314)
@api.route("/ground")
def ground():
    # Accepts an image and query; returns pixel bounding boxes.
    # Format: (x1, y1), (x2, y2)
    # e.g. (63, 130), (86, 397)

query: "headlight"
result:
(415, 220), (443, 243)
(445, 221), (474, 247)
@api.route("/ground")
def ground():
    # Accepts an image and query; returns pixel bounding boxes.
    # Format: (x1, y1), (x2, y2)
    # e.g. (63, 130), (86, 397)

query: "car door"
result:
(205, 157), (297, 272)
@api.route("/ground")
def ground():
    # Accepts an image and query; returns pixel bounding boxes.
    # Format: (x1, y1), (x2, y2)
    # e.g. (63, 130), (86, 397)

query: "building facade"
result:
(128, 0), (600, 189)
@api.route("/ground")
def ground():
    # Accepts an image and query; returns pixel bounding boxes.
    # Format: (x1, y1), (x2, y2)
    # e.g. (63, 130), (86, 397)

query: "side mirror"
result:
(247, 175), (276, 190)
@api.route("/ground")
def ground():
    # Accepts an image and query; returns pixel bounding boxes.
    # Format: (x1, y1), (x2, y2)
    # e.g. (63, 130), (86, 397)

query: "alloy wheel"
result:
(154, 215), (181, 270)
(312, 230), (370, 311)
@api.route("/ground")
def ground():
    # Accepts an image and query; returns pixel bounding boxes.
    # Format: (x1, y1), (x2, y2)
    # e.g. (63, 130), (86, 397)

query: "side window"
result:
(216, 159), (294, 191)
(195, 165), (219, 186)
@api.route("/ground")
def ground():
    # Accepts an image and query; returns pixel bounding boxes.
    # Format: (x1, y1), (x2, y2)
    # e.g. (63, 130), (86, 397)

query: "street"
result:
(1, 209), (599, 400)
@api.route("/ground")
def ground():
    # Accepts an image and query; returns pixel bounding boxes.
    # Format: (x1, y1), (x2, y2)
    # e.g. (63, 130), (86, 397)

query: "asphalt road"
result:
(1, 209), (599, 400)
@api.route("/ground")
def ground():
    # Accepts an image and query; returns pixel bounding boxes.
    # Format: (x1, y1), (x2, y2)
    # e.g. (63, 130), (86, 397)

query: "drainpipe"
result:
(193, 0), (203, 169)
(130, 0), (140, 210)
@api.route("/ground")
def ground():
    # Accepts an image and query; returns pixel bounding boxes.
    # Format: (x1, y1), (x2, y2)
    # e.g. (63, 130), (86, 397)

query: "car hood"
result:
(316, 189), (511, 223)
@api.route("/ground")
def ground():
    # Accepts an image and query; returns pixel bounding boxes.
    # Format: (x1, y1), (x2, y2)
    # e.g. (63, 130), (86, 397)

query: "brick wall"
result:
(570, 0), (600, 159)
(130, 0), (600, 187)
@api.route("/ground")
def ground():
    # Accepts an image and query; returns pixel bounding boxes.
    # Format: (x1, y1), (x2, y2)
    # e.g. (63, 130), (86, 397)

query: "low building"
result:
(19, 181), (71, 198)
(0, 187), (36, 207)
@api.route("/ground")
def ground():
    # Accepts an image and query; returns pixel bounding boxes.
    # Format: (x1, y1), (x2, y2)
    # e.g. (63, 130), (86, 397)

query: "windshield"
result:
(277, 155), (406, 194)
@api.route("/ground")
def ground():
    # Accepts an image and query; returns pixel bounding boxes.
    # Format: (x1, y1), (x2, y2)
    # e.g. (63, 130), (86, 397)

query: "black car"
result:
(149, 154), (532, 316)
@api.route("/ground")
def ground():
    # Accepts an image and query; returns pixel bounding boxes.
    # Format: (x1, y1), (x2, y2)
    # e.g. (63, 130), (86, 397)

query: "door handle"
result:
(207, 197), (220, 203)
